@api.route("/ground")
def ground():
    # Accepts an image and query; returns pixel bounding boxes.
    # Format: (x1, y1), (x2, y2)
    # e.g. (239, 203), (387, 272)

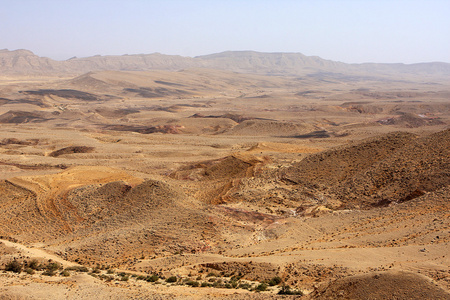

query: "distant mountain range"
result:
(1, 49), (449, 79)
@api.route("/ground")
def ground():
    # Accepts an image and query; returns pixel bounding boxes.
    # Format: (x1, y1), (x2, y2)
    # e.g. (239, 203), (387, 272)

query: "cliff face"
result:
(1, 48), (450, 79)
(0, 49), (61, 74)
(0, 49), (200, 75)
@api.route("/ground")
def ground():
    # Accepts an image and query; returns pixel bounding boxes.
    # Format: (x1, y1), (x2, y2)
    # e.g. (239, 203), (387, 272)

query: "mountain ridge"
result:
(1, 48), (450, 79)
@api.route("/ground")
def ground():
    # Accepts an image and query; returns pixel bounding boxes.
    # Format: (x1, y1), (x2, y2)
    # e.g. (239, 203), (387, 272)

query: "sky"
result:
(1, 0), (449, 64)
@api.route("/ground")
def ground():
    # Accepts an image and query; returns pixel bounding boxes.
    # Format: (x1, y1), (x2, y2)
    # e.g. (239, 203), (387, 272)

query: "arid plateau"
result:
(0, 49), (449, 299)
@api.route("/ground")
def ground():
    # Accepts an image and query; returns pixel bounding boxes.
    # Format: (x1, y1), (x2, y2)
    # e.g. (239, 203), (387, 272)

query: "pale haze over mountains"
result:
(2, 1), (449, 64)
(1, 49), (450, 79)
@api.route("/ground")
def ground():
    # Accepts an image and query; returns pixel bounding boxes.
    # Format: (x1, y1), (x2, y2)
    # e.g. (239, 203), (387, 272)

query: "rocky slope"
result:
(283, 129), (450, 209)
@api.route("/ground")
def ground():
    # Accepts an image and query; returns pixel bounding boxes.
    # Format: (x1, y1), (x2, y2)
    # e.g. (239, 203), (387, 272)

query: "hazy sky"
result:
(1, 0), (449, 64)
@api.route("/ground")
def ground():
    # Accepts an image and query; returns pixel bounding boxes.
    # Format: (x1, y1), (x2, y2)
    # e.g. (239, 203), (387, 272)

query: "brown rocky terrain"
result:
(282, 129), (450, 208)
(310, 271), (450, 300)
(0, 51), (449, 299)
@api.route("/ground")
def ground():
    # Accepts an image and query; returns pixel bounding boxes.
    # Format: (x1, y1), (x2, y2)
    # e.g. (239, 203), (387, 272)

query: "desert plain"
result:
(0, 49), (449, 299)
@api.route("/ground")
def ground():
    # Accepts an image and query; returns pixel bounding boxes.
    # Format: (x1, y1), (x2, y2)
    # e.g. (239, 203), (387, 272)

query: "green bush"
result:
(106, 268), (115, 274)
(45, 262), (60, 272)
(206, 272), (219, 277)
(25, 267), (35, 275)
(238, 282), (252, 290)
(255, 283), (268, 292)
(186, 280), (199, 287)
(278, 285), (303, 295)
(120, 275), (129, 281)
(60, 270), (70, 277)
(98, 274), (113, 281)
(5, 260), (22, 273)
(166, 276), (177, 283)
(268, 276), (282, 286)
(28, 259), (40, 270)
(42, 270), (56, 276)
(65, 266), (89, 272)
(200, 282), (209, 287)
(146, 274), (159, 282)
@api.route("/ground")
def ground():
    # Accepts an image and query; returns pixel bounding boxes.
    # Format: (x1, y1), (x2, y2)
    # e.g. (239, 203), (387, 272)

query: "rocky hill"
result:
(283, 129), (450, 209)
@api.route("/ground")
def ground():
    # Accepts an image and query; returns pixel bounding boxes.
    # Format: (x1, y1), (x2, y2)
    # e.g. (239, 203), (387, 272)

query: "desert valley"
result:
(0, 49), (449, 299)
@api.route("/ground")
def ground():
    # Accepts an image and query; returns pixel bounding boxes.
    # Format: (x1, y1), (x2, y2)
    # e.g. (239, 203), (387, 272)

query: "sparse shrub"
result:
(60, 270), (70, 277)
(106, 268), (115, 274)
(231, 280), (238, 288)
(238, 282), (252, 290)
(186, 280), (199, 287)
(200, 282), (209, 287)
(97, 274), (114, 282)
(42, 270), (56, 276)
(268, 276), (282, 286)
(255, 283), (268, 292)
(98, 274), (108, 281)
(278, 285), (303, 295)
(28, 259), (40, 270)
(224, 283), (232, 289)
(136, 275), (146, 280)
(120, 275), (129, 281)
(77, 266), (89, 272)
(5, 260), (22, 273)
(65, 266), (88, 272)
(196, 275), (202, 280)
(45, 262), (60, 272)
(25, 268), (35, 275)
(166, 276), (177, 283)
(206, 272), (219, 277)
(146, 274), (159, 282)
(92, 268), (101, 274)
